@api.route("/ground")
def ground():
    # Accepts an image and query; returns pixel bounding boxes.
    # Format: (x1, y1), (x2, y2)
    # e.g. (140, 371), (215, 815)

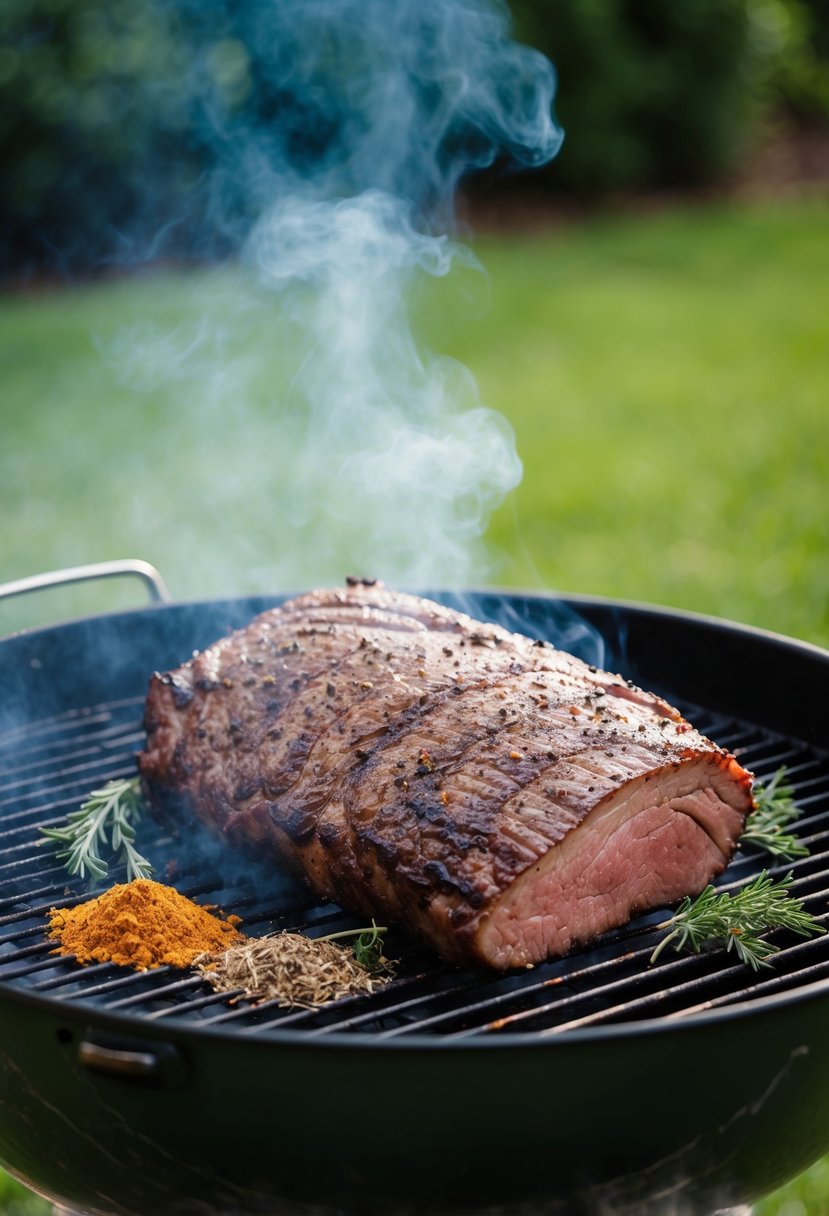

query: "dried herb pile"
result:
(196, 930), (392, 1008)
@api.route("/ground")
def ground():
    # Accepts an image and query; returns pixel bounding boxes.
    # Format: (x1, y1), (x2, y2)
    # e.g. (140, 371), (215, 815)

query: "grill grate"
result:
(2, 695), (829, 1039)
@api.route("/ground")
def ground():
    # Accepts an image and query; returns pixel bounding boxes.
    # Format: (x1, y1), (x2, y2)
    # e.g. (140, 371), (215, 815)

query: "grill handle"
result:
(77, 1034), (187, 1088)
(0, 560), (171, 606)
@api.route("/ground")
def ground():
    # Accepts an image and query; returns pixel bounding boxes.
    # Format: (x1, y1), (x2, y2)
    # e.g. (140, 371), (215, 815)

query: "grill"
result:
(2, 572), (829, 1216)
(3, 697), (829, 1038)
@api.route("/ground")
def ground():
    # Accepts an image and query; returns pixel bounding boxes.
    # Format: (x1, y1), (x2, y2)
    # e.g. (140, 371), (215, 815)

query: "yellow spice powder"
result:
(48, 878), (243, 971)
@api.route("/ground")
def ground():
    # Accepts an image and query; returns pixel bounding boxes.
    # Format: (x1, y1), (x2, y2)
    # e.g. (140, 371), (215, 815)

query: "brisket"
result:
(137, 586), (754, 970)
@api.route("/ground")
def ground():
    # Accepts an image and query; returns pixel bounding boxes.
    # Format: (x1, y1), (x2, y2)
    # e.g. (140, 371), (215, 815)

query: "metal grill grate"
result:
(2, 695), (829, 1039)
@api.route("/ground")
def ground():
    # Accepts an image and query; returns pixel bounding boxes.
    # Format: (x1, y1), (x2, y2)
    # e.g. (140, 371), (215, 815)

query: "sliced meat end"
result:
(468, 754), (752, 970)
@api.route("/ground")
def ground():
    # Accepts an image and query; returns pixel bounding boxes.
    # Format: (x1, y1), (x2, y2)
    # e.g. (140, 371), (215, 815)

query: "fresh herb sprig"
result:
(40, 777), (154, 882)
(742, 767), (809, 860)
(319, 921), (389, 972)
(650, 871), (824, 970)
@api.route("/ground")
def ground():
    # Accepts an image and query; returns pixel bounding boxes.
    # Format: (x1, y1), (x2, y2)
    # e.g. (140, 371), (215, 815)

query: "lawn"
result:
(1, 192), (828, 1212)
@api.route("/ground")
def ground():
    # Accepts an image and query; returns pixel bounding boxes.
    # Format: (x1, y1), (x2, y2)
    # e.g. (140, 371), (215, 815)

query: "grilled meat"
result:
(137, 586), (754, 970)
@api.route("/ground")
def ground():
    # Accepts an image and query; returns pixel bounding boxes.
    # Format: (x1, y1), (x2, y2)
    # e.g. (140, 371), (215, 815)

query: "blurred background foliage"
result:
(511, 0), (829, 192)
(2, 0), (828, 277)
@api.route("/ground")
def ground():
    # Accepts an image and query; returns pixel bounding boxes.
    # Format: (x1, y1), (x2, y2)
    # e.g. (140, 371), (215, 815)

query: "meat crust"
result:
(137, 586), (754, 969)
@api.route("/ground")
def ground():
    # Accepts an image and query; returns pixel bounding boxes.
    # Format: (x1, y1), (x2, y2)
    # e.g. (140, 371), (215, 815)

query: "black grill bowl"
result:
(2, 589), (829, 1216)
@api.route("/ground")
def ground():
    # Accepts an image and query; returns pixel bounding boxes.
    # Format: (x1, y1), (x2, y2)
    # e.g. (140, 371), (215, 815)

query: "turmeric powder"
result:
(48, 878), (244, 971)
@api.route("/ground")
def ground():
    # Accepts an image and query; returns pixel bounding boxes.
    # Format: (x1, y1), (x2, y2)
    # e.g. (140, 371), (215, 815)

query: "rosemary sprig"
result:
(40, 777), (154, 882)
(318, 921), (389, 972)
(742, 767), (809, 860)
(650, 871), (824, 971)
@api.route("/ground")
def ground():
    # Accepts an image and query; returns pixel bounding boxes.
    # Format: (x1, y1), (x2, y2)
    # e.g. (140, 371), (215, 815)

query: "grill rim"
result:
(3, 585), (829, 1050)
(5, 962), (829, 1049)
(5, 582), (829, 665)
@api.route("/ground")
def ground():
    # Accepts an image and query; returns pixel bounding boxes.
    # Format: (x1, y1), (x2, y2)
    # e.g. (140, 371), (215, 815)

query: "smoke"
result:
(240, 190), (516, 585)
(101, 0), (563, 594)
(194, 0), (562, 236)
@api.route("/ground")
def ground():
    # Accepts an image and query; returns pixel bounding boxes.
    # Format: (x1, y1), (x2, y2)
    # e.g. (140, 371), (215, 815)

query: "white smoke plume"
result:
(111, 0), (563, 594)
(244, 190), (521, 585)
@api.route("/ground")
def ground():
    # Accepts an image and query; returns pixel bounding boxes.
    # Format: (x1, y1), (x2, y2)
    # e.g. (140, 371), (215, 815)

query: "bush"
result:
(763, 0), (829, 121)
(0, 0), (208, 273)
(1, 0), (561, 276)
(509, 0), (782, 192)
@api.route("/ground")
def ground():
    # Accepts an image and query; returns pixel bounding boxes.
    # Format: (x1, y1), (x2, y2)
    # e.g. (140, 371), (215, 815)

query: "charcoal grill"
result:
(1, 562), (829, 1216)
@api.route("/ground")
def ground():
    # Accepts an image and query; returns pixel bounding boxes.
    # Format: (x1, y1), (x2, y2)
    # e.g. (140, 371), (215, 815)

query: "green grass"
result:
(1, 193), (829, 1211)
(0, 1174), (47, 1216)
(460, 196), (829, 648)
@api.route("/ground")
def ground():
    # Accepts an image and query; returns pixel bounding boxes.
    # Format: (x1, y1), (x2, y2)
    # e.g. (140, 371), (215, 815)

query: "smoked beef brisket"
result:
(137, 586), (754, 969)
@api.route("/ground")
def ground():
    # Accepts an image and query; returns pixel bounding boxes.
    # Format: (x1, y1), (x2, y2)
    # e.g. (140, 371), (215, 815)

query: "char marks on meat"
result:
(137, 586), (754, 970)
